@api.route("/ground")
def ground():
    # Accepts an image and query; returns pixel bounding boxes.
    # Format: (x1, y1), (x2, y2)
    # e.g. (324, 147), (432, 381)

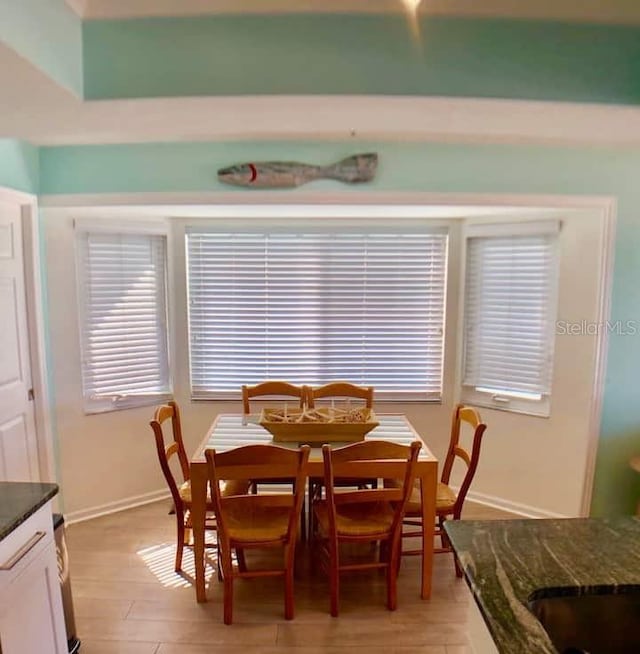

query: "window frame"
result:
(74, 218), (173, 414)
(460, 219), (561, 417)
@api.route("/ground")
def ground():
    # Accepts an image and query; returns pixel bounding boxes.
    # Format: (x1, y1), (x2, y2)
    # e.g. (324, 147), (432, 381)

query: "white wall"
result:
(452, 210), (607, 517)
(43, 205), (606, 520)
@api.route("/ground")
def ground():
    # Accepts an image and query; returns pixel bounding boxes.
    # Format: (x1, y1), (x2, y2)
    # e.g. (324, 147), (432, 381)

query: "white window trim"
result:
(460, 219), (561, 417)
(74, 217), (173, 414)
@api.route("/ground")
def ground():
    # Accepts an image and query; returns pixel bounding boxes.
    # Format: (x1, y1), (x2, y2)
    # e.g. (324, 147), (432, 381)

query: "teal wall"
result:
(0, 139), (39, 193)
(83, 15), (640, 102)
(39, 140), (640, 515)
(0, 0), (82, 95)
(1, 8), (639, 104)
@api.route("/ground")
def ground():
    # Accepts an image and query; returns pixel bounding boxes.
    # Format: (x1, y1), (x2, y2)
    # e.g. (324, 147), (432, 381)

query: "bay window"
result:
(461, 221), (560, 416)
(76, 222), (171, 413)
(186, 228), (448, 400)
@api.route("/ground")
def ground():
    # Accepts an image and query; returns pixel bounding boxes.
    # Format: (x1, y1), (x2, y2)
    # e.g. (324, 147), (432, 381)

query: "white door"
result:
(0, 200), (39, 481)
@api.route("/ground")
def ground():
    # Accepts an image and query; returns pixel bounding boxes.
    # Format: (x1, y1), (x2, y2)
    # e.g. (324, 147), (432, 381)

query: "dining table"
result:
(189, 412), (438, 603)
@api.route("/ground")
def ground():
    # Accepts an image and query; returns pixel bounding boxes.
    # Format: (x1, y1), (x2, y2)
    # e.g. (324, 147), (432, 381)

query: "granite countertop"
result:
(445, 517), (640, 654)
(0, 481), (59, 541)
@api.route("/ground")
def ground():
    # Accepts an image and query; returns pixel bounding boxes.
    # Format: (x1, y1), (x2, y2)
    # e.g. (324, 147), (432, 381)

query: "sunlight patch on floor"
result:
(136, 542), (218, 589)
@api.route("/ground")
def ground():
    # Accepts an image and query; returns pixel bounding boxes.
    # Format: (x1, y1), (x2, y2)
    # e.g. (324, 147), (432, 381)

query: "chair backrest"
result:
(306, 382), (374, 409)
(205, 444), (310, 542)
(322, 440), (421, 536)
(150, 400), (190, 508)
(241, 381), (306, 415)
(441, 404), (487, 518)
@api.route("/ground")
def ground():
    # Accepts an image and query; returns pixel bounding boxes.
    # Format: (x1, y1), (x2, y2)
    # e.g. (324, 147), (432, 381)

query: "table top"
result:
(193, 413), (436, 464)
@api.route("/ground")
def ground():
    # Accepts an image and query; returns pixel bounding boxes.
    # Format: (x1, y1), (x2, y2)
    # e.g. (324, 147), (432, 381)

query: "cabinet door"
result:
(0, 537), (67, 654)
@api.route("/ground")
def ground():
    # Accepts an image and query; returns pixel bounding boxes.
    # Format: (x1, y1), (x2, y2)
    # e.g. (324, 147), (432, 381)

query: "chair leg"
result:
(453, 552), (464, 578)
(308, 482), (317, 540)
(284, 543), (295, 620)
(216, 545), (223, 582)
(329, 537), (340, 617)
(236, 547), (247, 573)
(440, 516), (463, 578)
(438, 515), (448, 550)
(221, 547), (234, 625)
(387, 549), (399, 611)
(175, 509), (185, 572)
(300, 492), (307, 543)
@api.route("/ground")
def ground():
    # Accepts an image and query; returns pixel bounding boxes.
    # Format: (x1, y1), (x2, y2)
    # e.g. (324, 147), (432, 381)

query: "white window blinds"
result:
(186, 229), (448, 400)
(462, 221), (559, 415)
(77, 230), (171, 413)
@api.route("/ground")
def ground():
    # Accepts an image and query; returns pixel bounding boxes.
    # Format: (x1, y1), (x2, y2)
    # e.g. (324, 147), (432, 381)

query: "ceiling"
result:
(3, 39), (640, 147)
(65, 0), (640, 24)
(3, 1), (640, 147)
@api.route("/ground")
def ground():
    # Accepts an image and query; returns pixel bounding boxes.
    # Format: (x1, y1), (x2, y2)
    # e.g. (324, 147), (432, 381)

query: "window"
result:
(186, 228), (448, 400)
(461, 221), (560, 416)
(76, 225), (171, 413)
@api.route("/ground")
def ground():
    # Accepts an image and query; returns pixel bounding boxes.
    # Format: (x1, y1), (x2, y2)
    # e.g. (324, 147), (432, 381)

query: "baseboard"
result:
(64, 485), (567, 525)
(65, 488), (171, 525)
(464, 489), (569, 519)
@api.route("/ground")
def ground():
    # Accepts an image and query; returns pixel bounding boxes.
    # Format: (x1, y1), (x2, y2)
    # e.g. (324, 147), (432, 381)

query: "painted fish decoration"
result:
(217, 153), (378, 188)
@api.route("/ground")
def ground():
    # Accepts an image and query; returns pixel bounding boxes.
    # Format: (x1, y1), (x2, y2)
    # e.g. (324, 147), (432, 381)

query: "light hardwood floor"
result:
(66, 500), (517, 653)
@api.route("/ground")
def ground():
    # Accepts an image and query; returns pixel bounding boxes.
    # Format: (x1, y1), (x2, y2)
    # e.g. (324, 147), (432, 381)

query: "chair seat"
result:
(383, 479), (457, 515)
(179, 478), (250, 504)
(314, 500), (395, 537)
(224, 504), (292, 542)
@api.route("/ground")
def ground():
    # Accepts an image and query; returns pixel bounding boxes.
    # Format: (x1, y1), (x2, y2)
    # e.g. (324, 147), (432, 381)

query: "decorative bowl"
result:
(259, 406), (379, 443)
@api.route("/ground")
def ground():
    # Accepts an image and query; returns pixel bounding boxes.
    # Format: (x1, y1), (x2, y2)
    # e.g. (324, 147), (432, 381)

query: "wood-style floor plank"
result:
(66, 500), (516, 653)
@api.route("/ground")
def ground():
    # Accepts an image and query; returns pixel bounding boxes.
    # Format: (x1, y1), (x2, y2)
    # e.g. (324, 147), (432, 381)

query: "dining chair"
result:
(150, 400), (250, 573)
(305, 381), (374, 409)
(390, 403), (487, 577)
(306, 382), (376, 537)
(241, 381), (306, 415)
(313, 439), (421, 616)
(241, 381), (308, 533)
(204, 443), (310, 624)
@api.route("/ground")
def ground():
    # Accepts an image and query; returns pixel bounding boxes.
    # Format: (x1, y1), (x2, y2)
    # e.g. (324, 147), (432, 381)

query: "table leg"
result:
(420, 465), (437, 599)
(190, 462), (208, 603)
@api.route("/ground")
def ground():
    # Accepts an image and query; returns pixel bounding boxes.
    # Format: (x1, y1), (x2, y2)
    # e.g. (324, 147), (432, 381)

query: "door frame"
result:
(0, 186), (56, 483)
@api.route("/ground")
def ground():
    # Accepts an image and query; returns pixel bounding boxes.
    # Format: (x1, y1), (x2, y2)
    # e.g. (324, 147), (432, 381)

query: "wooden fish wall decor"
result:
(217, 153), (378, 188)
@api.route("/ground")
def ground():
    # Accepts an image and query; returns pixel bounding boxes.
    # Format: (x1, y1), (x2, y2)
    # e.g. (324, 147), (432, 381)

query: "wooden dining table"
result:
(189, 413), (438, 602)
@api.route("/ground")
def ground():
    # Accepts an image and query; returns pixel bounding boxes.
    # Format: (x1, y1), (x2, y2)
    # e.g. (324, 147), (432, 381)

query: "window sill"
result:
(461, 388), (550, 418)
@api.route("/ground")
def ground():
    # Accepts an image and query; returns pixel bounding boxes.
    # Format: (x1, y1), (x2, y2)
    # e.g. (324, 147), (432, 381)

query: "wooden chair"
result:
(392, 404), (487, 577)
(241, 381), (306, 415)
(313, 440), (421, 616)
(204, 444), (310, 624)
(150, 401), (250, 573)
(306, 381), (374, 409)
(306, 382), (376, 536)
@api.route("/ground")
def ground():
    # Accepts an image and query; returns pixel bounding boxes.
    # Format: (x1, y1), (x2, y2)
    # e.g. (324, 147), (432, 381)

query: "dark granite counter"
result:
(0, 481), (59, 541)
(445, 517), (640, 654)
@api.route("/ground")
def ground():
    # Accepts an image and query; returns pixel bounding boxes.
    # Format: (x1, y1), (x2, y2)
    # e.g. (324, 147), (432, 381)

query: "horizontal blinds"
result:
(463, 231), (558, 397)
(186, 231), (448, 398)
(78, 232), (170, 406)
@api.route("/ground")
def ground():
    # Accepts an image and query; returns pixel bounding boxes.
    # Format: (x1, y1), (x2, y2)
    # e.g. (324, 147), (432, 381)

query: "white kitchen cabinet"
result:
(0, 502), (67, 654)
